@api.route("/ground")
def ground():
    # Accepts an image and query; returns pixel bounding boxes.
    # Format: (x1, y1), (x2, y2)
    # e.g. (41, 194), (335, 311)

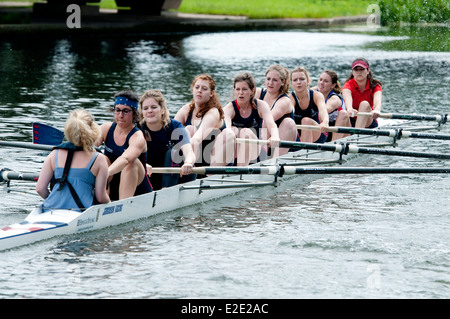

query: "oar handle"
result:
(236, 138), (269, 145)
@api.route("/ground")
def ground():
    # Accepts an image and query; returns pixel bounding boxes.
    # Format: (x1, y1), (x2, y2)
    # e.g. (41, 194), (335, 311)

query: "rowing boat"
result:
(0, 119), (442, 251)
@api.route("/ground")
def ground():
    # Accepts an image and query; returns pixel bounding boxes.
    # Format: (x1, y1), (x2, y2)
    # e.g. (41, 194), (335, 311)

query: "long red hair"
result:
(188, 74), (224, 120)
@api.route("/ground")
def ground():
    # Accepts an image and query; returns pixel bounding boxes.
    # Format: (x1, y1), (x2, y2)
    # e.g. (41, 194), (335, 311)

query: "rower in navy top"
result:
(139, 89), (196, 190)
(312, 70), (351, 141)
(36, 109), (110, 211)
(255, 65), (297, 157)
(97, 90), (152, 200)
(230, 99), (262, 137)
(290, 67), (329, 144)
(214, 72), (280, 166)
(174, 74), (225, 168)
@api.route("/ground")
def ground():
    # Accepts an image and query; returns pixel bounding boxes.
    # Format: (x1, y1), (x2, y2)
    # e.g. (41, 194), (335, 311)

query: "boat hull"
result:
(0, 129), (398, 251)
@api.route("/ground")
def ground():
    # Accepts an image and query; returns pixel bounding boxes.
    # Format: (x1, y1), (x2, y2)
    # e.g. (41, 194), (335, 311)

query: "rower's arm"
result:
(36, 150), (56, 199)
(107, 131), (146, 177)
(342, 89), (354, 115)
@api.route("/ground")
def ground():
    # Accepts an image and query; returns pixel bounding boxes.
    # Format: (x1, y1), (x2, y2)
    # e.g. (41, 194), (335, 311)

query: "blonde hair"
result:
(64, 109), (101, 153)
(265, 65), (290, 94)
(139, 89), (170, 128)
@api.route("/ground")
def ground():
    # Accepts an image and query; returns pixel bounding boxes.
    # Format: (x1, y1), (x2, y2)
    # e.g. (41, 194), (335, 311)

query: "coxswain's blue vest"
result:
(43, 142), (98, 212)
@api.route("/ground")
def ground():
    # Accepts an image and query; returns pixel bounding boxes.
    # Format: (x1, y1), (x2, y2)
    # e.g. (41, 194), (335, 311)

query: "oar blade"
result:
(33, 122), (64, 145)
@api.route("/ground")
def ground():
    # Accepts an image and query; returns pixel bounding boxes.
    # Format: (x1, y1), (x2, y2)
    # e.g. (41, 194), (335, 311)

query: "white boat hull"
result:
(0, 124), (404, 251)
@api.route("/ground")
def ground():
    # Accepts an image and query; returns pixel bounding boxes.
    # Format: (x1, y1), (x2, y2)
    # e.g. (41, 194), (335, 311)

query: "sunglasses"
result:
(114, 107), (133, 115)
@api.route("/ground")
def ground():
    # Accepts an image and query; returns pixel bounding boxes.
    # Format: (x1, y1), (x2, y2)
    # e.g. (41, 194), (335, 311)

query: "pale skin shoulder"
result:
(270, 95), (293, 122)
(256, 87), (293, 122)
(174, 103), (191, 124)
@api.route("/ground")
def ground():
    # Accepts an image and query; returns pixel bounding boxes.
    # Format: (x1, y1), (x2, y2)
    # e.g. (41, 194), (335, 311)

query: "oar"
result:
(357, 112), (448, 123)
(0, 168), (39, 182)
(151, 166), (279, 175)
(0, 140), (54, 151)
(236, 138), (450, 160)
(281, 166), (450, 175)
(0, 139), (103, 153)
(297, 125), (450, 140)
(32, 122), (64, 145)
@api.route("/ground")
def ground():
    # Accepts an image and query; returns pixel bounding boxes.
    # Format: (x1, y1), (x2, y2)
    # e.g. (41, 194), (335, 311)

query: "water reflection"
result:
(1, 29), (448, 138)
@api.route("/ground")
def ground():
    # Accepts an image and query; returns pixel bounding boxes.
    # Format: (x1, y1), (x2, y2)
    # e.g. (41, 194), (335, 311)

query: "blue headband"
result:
(114, 96), (138, 110)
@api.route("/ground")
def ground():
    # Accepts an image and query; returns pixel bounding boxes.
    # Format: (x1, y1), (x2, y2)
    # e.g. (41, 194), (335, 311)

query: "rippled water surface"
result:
(0, 26), (449, 299)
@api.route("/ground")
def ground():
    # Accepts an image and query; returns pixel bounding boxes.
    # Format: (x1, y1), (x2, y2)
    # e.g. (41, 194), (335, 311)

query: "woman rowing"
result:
(290, 67), (329, 143)
(139, 89), (196, 190)
(36, 109), (110, 212)
(174, 74), (225, 168)
(312, 70), (350, 141)
(213, 72), (280, 166)
(256, 65), (297, 157)
(97, 90), (153, 200)
(342, 58), (383, 128)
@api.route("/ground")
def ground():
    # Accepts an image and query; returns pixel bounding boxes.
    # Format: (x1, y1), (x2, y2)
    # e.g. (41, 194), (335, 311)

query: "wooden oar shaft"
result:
(0, 169), (39, 182)
(151, 166), (278, 175)
(357, 112), (447, 122)
(0, 140), (54, 151)
(297, 125), (450, 140)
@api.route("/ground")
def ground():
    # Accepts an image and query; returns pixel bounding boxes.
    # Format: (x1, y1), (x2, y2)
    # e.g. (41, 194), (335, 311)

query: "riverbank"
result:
(0, 2), (369, 37)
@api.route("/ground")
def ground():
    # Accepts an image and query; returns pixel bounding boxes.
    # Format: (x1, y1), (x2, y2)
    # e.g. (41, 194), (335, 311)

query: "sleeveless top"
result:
(104, 122), (152, 200)
(231, 99), (262, 138)
(185, 108), (225, 167)
(291, 89), (321, 125)
(43, 150), (98, 212)
(104, 122), (146, 164)
(321, 89), (346, 122)
(259, 89), (294, 127)
(140, 119), (191, 190)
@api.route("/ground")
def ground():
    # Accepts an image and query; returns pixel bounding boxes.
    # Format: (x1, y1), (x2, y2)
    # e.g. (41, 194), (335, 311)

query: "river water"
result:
(0, 25), (449, 300)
